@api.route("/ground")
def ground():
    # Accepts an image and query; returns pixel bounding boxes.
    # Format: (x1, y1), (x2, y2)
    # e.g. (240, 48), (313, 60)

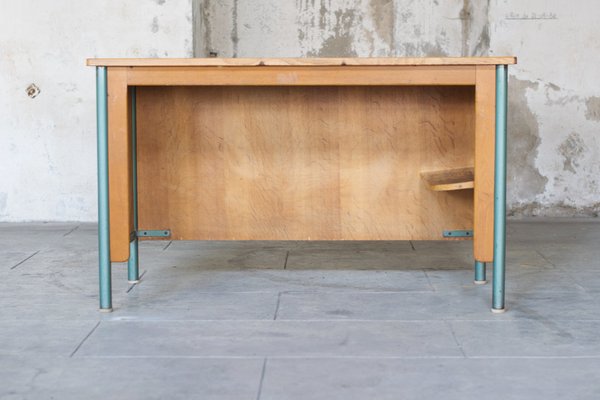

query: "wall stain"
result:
(318, 0), (327, 30)
(507, 77), (548, 206)
(585, 96), (600, 122)
(308, 8), (359, 57)
(369, 0), (394, 50)
(460, 0), (490, 56)
(231, 0), (239, 57)
(459, 0), (471, 56)
(421, 42), (448, 57)
(508, 201), (600, 218)
(558, 132), (586, 174)
(155, 0), (166, 5)
(199, 0), (212, 56)
(151, 17), (159, 33)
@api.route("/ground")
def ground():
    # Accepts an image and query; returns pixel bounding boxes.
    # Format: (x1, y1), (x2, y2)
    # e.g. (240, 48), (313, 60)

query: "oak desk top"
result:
(87, 57), (517, 67)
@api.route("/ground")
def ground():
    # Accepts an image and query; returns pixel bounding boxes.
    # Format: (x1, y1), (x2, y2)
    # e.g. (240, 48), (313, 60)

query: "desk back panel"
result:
(136, 86), (474, 240)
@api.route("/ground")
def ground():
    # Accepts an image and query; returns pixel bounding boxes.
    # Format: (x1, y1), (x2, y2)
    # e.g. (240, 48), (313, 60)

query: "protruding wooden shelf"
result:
(421, 167), (474, 191)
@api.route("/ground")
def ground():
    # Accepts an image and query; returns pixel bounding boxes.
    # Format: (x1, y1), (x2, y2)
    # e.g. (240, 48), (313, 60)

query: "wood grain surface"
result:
(125, 66), (476, 86)
(87, 56), (517, 67)
(474, 66), (497, 262)
(107, 68), (133, 262)
(421, 167), (474, 191)
(136, 86), (475, 241)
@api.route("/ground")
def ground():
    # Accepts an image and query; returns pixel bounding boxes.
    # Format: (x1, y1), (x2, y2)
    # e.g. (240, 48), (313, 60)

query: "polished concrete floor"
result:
(1, 219), (600, 399)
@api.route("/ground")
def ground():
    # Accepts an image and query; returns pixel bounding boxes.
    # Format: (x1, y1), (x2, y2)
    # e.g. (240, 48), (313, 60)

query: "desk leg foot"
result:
(491, 307), (506, 314)
(99, 307), (113, 313)
(128, 239), (139, 283)
(474, 261), (487, 284)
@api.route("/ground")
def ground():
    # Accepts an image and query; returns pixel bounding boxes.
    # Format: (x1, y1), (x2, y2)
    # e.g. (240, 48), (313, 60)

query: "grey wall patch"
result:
(369, 0), (394, 49)
(507, 77), (548, 205)
(460, 0), (490, 56)
(558, 132), (586, 174)
(151, 17), (159, 33)
(585, 96), (600, 122)
(308, 8), (359, 57)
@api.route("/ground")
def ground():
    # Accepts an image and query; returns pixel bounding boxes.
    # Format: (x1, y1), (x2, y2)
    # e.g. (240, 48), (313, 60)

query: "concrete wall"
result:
(2, 1), (598, 221)
(0, 1), (192, 222)
(197, 0), (600, 217)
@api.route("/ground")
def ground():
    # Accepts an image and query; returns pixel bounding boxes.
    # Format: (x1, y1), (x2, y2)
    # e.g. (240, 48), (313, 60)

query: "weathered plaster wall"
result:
(0, 1), (192, 221)
(2, 1), (597, 221)
(197, 0), (600, 217)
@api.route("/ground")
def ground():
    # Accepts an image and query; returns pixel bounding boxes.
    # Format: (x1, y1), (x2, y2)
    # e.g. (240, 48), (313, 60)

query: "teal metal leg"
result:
(128, 87), (140, 283)
(492, 65), (508, 313)
(97, 67), (112, 312)
(474, 261), (486, 284)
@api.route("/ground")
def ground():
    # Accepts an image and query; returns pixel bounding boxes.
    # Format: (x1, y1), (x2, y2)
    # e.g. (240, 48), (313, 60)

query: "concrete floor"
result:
(1, 219), (600, 399)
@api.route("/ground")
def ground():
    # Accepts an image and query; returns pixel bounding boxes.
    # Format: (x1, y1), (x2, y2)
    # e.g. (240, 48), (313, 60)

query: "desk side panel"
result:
(474, 66), (496, 262)
(136, 86), (475, 241)
(108, 68), (133, 262)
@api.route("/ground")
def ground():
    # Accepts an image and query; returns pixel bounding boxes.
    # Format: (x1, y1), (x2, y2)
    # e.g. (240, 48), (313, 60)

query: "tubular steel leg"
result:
(97, 67), (112, 312)
(492, 65), (508, 313)
(128, 87), (140, 284)
(474, 261), (486, 284)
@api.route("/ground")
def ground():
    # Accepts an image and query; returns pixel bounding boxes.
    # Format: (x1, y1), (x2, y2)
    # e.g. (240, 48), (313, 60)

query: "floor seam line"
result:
(127, 270), (147, 293)
(422, 270), (436, 292)
(70, 355), (600, 360)
(10, 250), (40, 270)
(256, 358), (267, 400)
(445, 320), (467, 358)
(535, 249), (557, 268)
(283, 250), (289, 270)
(273, 292), (282, 320)
(63, 225), (80, 237)
(70, 321), (101, 358)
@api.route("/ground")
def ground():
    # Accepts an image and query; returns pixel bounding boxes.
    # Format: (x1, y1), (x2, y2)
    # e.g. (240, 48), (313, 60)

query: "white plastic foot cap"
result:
(491, 307), (506, 314)
(473, 280), (487, 285)
(128, 280), (140, 284)
(99, 308), (113, 313)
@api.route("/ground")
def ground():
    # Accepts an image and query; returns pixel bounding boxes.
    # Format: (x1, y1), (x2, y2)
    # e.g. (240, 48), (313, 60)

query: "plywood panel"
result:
(136, 86), (475, 241)
(474, 66), (496, 262)
(126, 66), (475, 86)
(421, 167), (474, 191)
(107, 68), (132, 261)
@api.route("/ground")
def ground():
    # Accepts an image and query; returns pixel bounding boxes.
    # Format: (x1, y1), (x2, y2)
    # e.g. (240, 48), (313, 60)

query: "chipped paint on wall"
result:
(197, 0), (600, 217)
(3, 0), (600, 221)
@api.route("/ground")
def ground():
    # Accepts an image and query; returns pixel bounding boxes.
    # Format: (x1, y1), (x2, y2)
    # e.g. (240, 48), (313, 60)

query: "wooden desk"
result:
(87, 57), (516, 313)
